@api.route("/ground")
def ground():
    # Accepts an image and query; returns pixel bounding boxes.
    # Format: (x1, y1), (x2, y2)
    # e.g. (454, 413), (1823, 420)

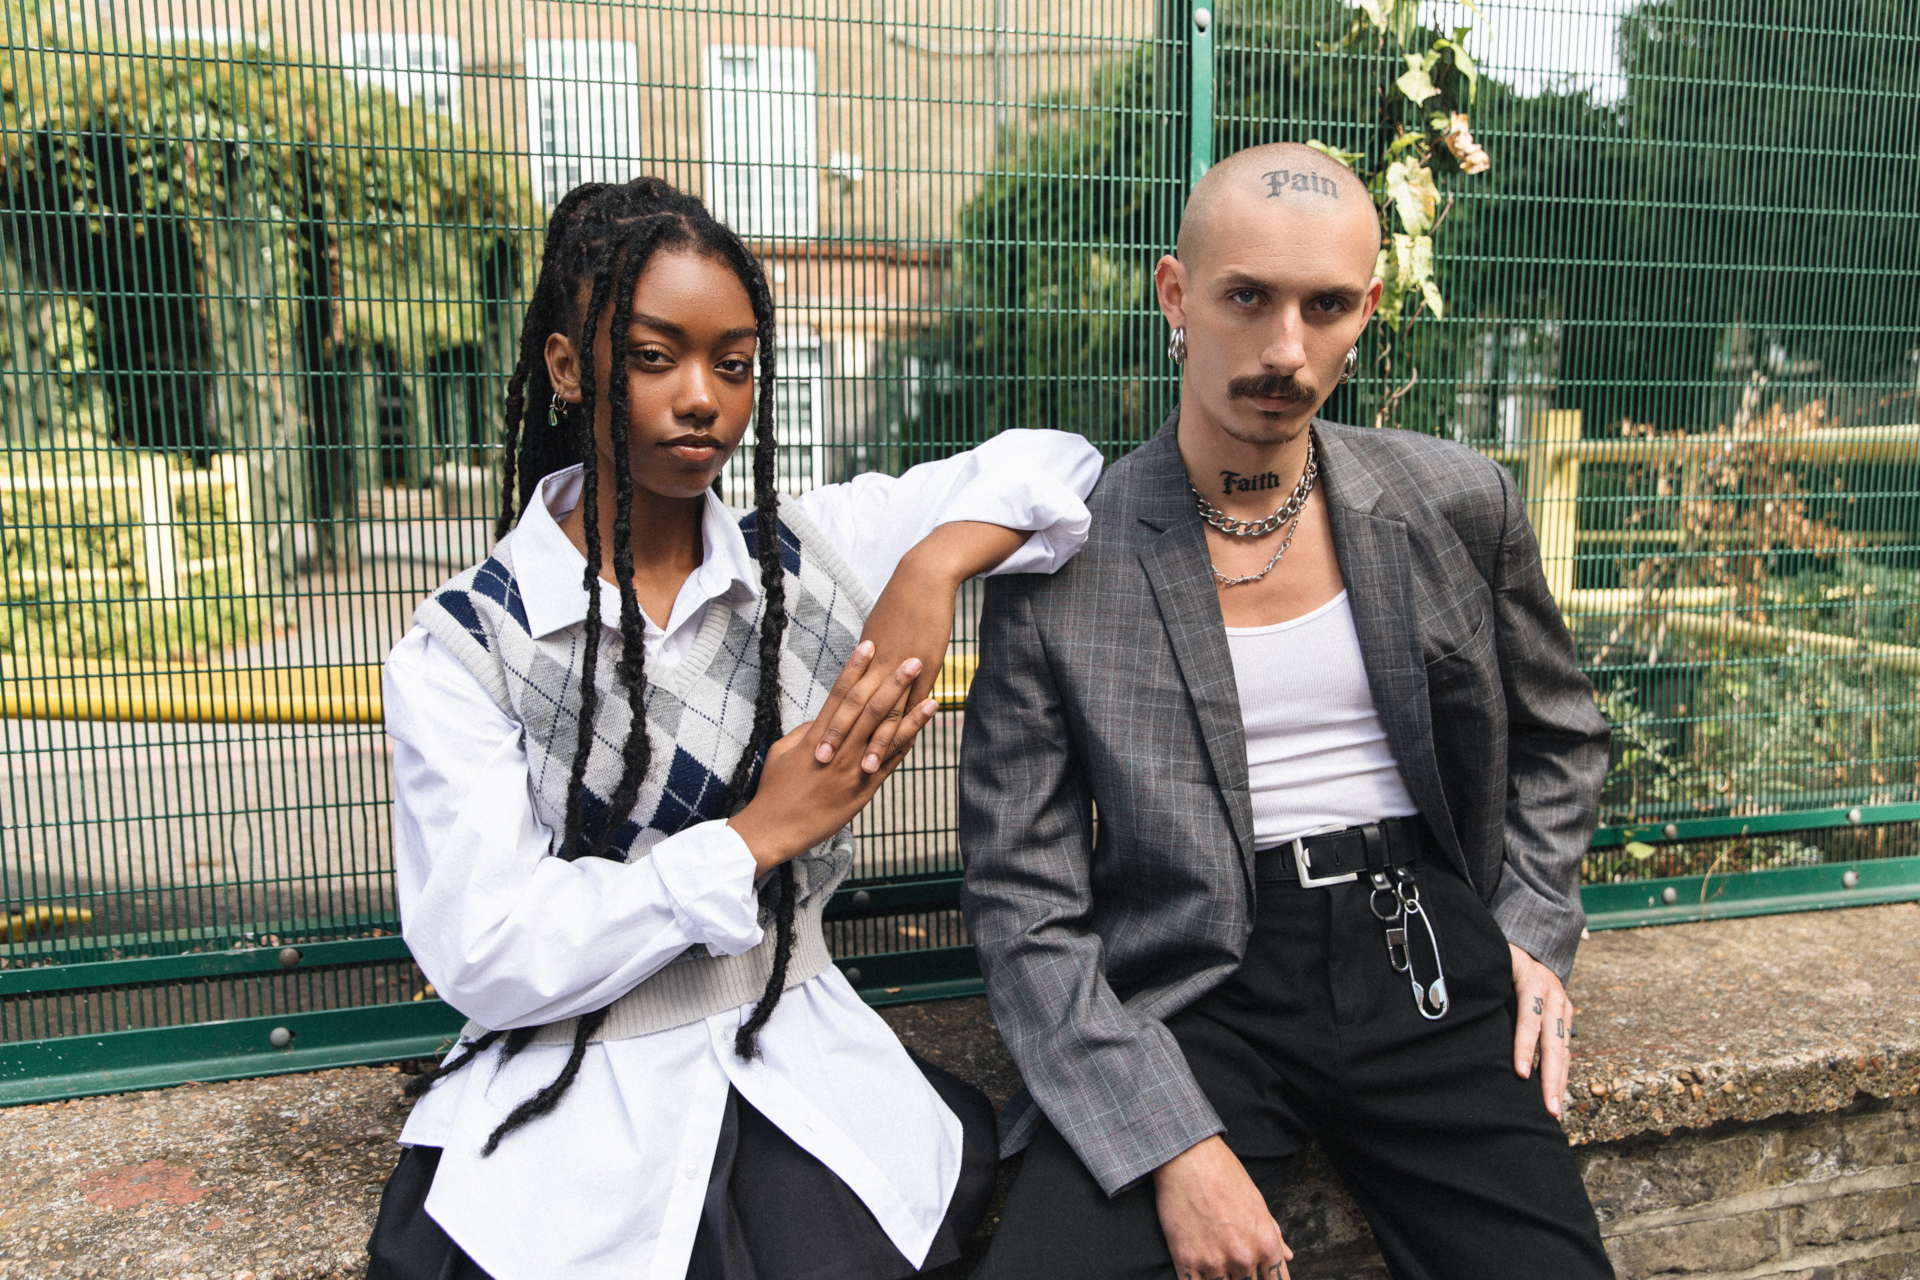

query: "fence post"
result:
(1525, 409), (1581, 602)
(1188, 4), (1215, 187)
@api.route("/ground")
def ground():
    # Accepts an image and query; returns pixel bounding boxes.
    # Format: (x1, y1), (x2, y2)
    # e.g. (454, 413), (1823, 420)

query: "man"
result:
(959, 141), (1614, 1280)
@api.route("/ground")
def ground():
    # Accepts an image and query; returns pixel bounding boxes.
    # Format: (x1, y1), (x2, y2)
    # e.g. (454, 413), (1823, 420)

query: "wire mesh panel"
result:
(1, 0), (1918, 1080)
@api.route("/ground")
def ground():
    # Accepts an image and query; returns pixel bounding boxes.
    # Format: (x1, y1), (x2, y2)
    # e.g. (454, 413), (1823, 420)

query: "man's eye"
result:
(1231, 289), (1261, 305)
(1311, 296), (1348, 313)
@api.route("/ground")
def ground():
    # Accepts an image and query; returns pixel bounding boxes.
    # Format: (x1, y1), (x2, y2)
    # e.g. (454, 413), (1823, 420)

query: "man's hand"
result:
(1153, 1136), (1292, 1280)
(1510, 943), (1574, 1118)
(816, 521), (1027, 770)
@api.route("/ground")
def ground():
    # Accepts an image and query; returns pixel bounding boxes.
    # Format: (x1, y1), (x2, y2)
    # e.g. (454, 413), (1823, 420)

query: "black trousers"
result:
(973, 860), (1612, 1280)
(367, 1051), (998, 1280)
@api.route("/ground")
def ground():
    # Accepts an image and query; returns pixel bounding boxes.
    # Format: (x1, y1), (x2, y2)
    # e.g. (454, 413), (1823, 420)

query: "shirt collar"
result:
(511, 465), (760, 640)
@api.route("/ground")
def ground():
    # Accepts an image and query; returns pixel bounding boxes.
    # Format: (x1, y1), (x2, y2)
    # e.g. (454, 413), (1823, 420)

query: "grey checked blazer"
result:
(958, 408), (1610, 1195)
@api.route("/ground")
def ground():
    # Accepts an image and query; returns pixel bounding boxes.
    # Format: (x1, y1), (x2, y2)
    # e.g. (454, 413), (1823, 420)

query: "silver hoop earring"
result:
(1167, 327), (1188, 365)
(1339, 345), (1358, 385)
(549, 391), (567, 427)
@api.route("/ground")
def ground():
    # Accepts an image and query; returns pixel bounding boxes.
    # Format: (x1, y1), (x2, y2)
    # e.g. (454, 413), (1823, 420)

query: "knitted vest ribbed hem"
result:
(459, 892), (836, 1046)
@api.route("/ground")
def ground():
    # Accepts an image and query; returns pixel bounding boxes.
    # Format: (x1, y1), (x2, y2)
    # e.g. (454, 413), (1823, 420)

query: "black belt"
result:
(1254, 816), (1429, 887)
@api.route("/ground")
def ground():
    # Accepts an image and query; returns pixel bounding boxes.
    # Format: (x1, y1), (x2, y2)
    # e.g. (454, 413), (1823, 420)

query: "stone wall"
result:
(1266, 1095), (1920, 1280)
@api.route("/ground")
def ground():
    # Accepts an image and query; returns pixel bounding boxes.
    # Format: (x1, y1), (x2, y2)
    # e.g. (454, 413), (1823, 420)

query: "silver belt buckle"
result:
(1292, 824), (1359, 888)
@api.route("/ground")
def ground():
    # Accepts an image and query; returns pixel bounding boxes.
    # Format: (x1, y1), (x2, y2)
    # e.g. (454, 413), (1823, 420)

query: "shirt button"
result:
(682, 1164), (699, 1180)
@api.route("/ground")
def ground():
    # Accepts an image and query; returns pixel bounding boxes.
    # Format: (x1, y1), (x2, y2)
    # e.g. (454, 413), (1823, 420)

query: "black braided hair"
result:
(429, 177), (799, 1152)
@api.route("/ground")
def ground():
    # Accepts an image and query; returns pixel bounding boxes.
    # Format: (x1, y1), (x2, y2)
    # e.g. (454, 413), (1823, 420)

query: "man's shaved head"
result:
(1176, 142), (1379, 267)
(1153, 140), (1385, 455)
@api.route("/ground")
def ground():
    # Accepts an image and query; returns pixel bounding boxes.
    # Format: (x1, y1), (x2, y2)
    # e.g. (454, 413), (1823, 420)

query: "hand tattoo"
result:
(1531, 996), (1544, 1016)
(1555, 1017), (1566, 1039)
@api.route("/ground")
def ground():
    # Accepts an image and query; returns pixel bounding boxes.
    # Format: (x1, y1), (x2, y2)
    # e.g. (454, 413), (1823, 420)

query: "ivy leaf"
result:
(1436, 35), (1480, 105)
(1397, 52), (1440, 105)
(1384, 157), (1438, 237)
(1305, 137), (1364, 168)
(1411, 234), (1444, 317)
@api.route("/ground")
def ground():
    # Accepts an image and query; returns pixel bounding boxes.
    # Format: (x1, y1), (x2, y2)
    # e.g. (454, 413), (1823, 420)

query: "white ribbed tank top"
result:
(1225, 590), (1420, 849)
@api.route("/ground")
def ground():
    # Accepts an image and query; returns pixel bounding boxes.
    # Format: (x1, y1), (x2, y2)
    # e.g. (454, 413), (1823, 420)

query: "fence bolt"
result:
(1843, 870), (1860, 888)
(1661, 887), (1679, 905)
(850, 890), (871, 909)
(1847, 808), (1863, 824)
(277, 948), (302, 968)
(1193, 7), (1212, 30)
(268, 1027), (293, 1048)
(1663, 824), (1679, 840)
(844, 967), (864, 987)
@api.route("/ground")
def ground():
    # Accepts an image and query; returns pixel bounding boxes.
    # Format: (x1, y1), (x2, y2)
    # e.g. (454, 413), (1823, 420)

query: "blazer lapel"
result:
(1316, 426), (1462, 863)
(1134, 415), (1257, 876)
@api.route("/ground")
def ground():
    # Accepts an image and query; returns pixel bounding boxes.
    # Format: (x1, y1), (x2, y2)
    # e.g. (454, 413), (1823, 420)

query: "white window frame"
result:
(720, 329), (827, 502)
(341, 33), (461, 121)
(703, 45), (818, 239)
(524, 40), (643, 208)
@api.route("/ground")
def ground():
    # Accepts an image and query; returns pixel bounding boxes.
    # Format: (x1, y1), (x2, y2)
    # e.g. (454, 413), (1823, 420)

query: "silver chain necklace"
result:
(1210, 511), (1303, 587)
(1191, 435), (1319, 538)
(1192, 436), (1319, 587)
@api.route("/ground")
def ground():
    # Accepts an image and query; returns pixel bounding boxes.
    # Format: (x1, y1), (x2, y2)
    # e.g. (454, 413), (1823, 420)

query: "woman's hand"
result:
(815, 521), (1028, 769)
(727, 641), (938, 876)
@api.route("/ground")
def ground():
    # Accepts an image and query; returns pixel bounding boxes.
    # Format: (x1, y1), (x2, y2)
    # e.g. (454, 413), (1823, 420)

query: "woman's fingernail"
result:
(903, 657), (923, 676)
(863, 753), (881, 771)
(920, 699), (938, 715)
(815, 743), (834, 762)
(857, 640), (874, 657)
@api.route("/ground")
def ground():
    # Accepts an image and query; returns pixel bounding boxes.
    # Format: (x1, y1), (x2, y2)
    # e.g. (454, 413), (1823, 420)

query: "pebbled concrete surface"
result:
(2, 902), (1918, 1278)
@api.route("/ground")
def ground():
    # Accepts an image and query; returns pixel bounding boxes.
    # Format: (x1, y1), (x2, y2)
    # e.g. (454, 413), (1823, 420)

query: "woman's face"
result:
(547, 247), (760, 503)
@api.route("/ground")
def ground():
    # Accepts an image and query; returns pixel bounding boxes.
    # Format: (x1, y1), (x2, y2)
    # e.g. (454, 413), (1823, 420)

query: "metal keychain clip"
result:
(1368, 871), (1410, 973)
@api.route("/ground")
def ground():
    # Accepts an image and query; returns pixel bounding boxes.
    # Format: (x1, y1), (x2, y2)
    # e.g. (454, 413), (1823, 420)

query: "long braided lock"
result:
(409, 178), (798, 1151)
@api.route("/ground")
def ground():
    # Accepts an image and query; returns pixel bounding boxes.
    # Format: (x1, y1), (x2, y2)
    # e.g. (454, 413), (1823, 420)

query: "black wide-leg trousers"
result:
(973, 860), (1612, 1280)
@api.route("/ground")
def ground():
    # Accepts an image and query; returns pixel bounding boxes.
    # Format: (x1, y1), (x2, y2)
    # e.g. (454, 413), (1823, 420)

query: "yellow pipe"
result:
(1477, 424), (1920, 468)
(2, 653), (984, 724)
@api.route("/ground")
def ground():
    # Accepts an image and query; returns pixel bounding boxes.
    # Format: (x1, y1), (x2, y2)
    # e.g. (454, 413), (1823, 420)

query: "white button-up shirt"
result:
(385, 430), (1102, 1280)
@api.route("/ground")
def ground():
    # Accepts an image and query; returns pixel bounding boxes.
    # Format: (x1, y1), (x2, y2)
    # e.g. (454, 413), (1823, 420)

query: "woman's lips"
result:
(664, 438), (721, 461)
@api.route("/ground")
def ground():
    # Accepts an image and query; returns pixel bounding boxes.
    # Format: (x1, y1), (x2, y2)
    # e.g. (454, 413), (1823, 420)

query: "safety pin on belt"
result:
(1396, 879), (1449, 1020)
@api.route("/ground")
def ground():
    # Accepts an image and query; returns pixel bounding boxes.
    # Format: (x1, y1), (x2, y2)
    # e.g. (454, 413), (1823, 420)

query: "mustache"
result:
(1226, 373), (1314, 402)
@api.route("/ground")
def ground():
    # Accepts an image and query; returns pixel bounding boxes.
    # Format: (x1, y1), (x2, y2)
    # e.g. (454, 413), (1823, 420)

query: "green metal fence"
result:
(3, 0), (1918, 1103)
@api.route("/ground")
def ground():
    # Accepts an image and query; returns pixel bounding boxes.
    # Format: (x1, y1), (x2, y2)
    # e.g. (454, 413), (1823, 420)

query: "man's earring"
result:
(1339, 344), (1359, 384)
(1167, 326), (1188, 365)
(549, 391), (567, 427)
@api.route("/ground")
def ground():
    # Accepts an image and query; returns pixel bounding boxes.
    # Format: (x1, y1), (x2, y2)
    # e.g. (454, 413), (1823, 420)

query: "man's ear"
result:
(1359, 275), (1384, 324)
(545, 332), (583, 404)
(1154, 254), (1189, 330)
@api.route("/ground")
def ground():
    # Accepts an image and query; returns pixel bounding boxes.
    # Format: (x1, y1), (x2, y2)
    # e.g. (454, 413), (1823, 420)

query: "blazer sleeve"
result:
(959, 574), (1226, 1195)
(1485, 467), (1612, 979)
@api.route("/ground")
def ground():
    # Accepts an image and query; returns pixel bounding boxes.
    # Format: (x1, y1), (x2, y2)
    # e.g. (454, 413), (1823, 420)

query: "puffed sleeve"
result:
(793, 428), (1101, 598)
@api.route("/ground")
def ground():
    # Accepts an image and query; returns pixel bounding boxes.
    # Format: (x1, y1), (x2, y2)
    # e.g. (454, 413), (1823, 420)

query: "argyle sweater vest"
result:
(414, 501), (872, 1045)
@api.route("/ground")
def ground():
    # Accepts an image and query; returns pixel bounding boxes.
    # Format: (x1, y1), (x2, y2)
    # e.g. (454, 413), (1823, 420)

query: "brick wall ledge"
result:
(1559, 900), (1920, 1146)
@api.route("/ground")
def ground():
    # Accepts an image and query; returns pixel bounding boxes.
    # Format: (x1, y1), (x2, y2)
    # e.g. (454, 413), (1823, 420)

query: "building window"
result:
(341, 33), (461, 120)
(525, 40), (642, 207)
(703, 45), (817, 239)
(719, 330), (827, 502)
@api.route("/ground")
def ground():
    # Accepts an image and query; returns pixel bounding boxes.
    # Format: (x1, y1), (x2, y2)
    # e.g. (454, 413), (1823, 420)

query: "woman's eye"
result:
(718, 358), (752, 376)
(630, 348), (670, 366)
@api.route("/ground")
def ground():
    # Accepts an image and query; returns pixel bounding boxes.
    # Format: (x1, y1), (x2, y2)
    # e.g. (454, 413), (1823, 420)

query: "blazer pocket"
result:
(1423, 602), (1493, 669)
